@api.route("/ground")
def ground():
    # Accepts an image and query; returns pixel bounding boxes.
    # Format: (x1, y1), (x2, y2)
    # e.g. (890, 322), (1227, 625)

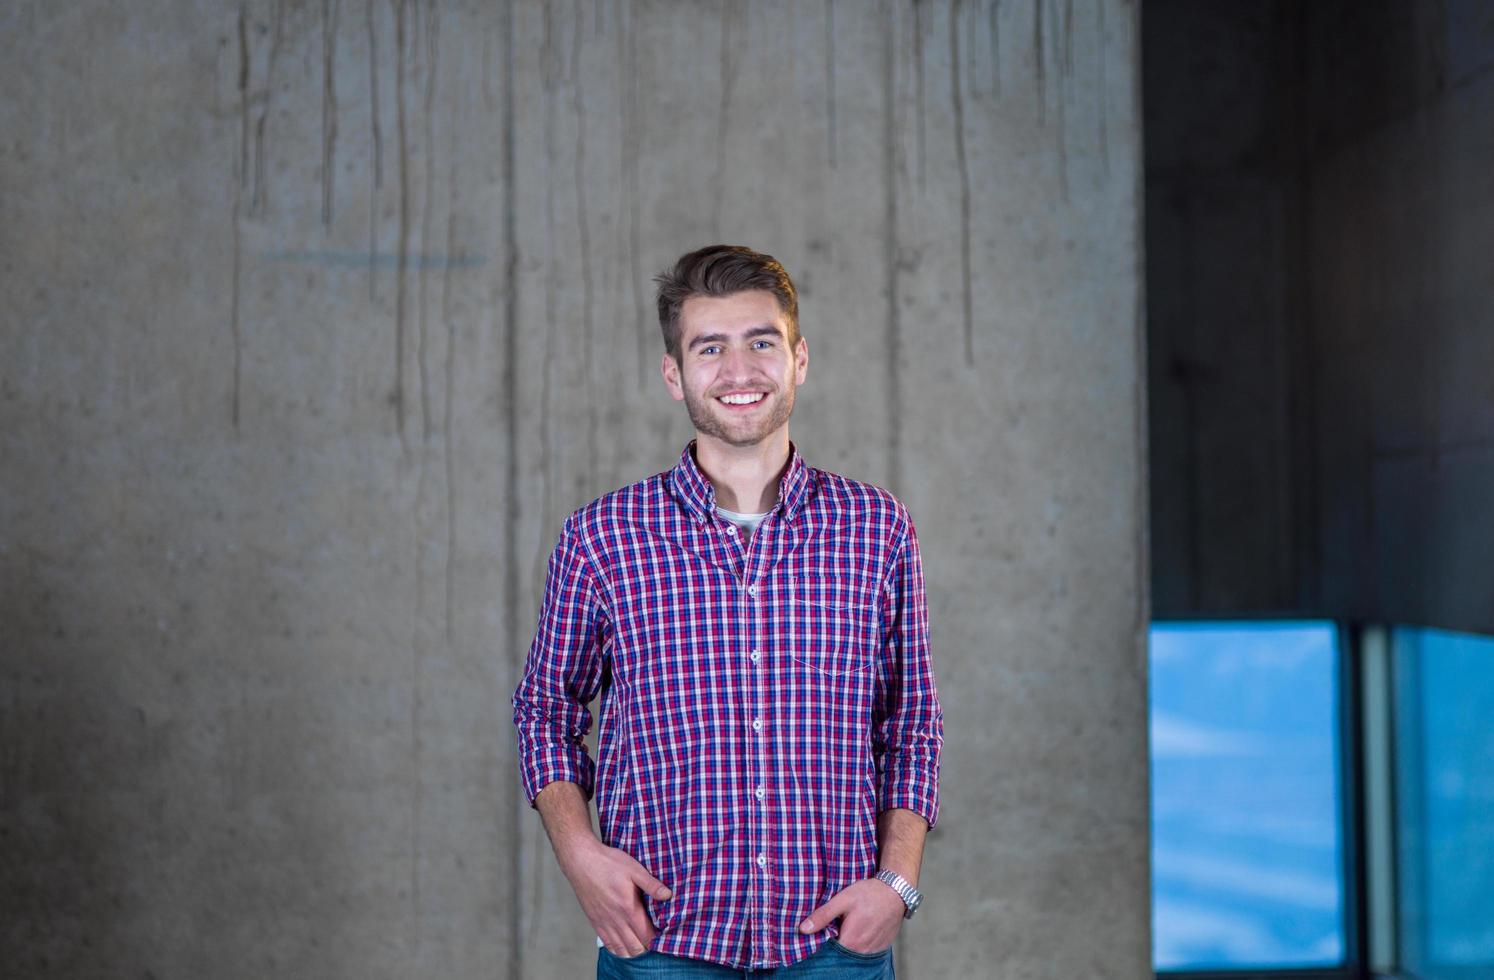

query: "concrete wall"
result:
(1306, 0), (1494, 636)
(1146, 0), (1494, 636)
(1144, 0), (1316, 616)
(0, 2), (1147, 977)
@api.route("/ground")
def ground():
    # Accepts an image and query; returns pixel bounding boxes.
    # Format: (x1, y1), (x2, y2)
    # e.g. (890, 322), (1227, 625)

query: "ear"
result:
(793, 336), (809, 385)
(661, 351), (685, 402)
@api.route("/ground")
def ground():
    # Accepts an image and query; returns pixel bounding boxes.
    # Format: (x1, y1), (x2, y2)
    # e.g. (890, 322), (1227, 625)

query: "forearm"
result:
(876, 806), (928, 887)
(533, 779), (671, 954)
(534, 779), (604, 874)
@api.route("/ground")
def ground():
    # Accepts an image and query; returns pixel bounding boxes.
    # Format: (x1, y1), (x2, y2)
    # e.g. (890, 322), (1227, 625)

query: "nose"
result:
(719, 345), (756, 383)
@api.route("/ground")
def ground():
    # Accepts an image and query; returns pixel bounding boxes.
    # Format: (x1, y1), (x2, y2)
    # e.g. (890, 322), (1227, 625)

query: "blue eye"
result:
(752, 339), (774, 350)
(701, 345), (721, 355)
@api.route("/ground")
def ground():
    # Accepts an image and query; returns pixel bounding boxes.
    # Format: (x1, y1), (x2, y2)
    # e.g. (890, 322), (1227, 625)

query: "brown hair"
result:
(654, 244), (800, 362)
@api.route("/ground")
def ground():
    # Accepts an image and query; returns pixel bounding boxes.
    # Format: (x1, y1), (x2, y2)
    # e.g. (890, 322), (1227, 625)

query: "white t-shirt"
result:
(715, 505), (769, 537)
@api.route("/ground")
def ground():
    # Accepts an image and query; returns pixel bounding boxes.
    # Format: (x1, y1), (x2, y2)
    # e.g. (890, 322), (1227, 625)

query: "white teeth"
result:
(718, 393), (765, 405)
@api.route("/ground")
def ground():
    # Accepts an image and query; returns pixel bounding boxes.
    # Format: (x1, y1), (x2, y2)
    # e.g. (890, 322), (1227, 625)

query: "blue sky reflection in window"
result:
(1394, 626), (1494, 978)
(1150, 621), (1344, 970)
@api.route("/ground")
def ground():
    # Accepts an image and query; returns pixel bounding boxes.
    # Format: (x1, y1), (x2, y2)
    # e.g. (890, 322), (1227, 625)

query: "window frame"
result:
(1149, 616), (1374, 980)
(1151, 617), (1494, 980)
(1381, 624), (1494, 980)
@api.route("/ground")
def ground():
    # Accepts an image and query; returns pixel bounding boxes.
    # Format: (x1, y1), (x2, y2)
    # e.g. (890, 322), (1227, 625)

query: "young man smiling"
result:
(512, 245), (943, 977)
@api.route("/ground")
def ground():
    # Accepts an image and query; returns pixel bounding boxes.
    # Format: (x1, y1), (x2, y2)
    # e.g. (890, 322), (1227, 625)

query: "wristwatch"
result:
(873, 869), (924, 919)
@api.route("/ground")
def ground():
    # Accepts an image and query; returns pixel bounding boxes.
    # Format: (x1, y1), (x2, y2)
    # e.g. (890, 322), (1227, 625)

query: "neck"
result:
(693, 431), (792, 513)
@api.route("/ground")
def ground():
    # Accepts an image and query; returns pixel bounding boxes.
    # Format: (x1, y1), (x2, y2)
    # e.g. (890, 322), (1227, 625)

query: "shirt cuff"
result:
(519, 746), (596, 806)
(876, 764), (941, 830)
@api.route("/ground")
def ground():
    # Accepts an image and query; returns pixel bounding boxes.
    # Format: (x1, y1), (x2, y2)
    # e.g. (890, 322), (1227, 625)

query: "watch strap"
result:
(873, 869), (923, 919)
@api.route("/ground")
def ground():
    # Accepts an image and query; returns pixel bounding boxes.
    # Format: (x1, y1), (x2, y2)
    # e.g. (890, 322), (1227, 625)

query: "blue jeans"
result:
(597, 940), (895, 978)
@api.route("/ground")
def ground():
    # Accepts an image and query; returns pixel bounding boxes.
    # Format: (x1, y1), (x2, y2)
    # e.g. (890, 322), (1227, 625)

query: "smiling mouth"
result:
(716, 392), (766, 406)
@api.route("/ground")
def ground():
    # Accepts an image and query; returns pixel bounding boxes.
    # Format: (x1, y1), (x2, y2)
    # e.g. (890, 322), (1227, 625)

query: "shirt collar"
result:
(670, 440), (813, 525)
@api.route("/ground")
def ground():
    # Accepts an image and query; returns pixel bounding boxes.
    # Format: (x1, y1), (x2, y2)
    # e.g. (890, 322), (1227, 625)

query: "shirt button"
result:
(749, 650), (761, 664)
(756, 854), (767, 868)
(725, 525), (737, 535)
(746, 584), (758, 597)
(751, 718), (763, 732)
(755, 785), (765, 801)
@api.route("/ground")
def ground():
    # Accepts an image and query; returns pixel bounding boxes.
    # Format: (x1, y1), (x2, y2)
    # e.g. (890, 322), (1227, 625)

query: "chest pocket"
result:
(788, 573), (880, 677)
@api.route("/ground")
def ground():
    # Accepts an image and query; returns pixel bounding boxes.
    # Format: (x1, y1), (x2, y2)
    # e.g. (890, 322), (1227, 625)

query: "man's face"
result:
(661, 289), (809, 450)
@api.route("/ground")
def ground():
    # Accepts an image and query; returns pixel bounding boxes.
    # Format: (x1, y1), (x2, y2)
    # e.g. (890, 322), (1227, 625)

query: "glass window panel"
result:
(1393, 626), (1494, 977)
(1150, 621), (1345, 971)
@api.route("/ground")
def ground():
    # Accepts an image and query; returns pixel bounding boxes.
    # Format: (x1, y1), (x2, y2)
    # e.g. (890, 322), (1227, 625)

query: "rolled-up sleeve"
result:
(872, 513), (944, 829)
(512, 518), (609, 805)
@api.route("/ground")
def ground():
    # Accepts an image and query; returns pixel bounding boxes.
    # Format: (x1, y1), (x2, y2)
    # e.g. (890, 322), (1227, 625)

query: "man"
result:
(512, 245), (943, 977)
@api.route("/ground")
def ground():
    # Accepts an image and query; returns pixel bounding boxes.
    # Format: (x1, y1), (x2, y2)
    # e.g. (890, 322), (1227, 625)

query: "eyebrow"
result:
(687, 324), (784, 351)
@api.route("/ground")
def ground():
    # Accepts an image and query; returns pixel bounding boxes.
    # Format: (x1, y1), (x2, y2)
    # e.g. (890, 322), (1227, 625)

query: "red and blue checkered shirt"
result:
(512, 442), (943, 970)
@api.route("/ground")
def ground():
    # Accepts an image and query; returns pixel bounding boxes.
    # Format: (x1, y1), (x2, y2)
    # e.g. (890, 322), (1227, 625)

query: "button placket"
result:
(743, 536), (770, 957)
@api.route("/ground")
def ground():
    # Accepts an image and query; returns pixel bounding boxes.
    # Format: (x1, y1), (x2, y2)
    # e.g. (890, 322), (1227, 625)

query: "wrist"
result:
(554, 830), (605, 874)
(873, 869), (924, 919)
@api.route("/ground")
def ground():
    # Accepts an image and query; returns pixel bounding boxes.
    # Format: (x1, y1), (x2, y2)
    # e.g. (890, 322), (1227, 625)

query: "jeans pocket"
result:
(829, 938), (893, 960)
(598, 946), (656, 979)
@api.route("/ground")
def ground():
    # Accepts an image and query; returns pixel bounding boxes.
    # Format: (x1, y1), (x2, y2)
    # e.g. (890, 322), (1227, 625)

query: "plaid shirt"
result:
(512, 442), (943, 970)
